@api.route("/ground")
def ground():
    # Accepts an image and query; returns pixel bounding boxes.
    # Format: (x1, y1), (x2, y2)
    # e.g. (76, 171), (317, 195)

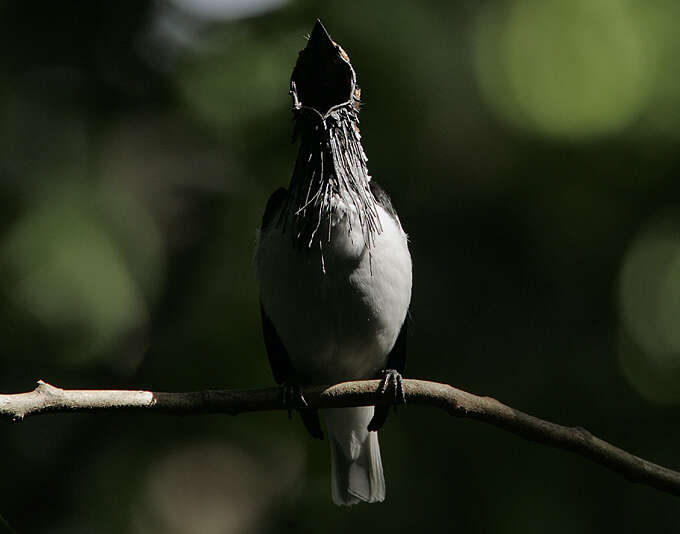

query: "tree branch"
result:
(1, 379), (678, 497)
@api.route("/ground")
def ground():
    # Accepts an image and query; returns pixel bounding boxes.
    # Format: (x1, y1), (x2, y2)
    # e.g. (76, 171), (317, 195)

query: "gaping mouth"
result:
(290, 20), (356, 117)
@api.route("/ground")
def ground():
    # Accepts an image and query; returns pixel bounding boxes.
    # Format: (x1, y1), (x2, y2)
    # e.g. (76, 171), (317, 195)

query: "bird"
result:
(254, 19), (412, 505)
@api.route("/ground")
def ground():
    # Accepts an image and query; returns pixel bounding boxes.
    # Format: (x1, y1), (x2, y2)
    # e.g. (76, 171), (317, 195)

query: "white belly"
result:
(255, 199), (412, 384)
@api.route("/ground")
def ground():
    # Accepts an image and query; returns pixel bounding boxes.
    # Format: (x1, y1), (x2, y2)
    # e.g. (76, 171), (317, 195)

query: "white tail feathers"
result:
(325, 406), (385, 505)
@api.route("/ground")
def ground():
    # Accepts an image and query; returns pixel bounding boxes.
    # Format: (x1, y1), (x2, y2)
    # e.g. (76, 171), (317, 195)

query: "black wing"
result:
(260, 302), (294, 385)
(369, 179), (399, 222)
(385, 316), (407, 374)
(261, 187), (288, 230)
(259, 188), (323, 439)
(368, 179), (409, 431)
(368, 318), (408, 432)
(371, 178), (408, 372)
(370, 177), (408, 372)
(260, 303), (323, 439)
(260, 187), (293, 384)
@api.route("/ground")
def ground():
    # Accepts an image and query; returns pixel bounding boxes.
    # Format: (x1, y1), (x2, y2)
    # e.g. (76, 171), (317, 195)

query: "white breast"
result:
(255, 197), (412, 384)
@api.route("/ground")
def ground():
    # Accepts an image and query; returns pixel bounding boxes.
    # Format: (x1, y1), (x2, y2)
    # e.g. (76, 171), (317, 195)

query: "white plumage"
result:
(255, 195), (412, 504)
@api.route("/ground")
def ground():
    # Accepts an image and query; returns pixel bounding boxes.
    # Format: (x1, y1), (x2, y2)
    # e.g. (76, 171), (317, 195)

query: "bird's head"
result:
(290, 20), (361, 118)
(285, 21), (380, 252)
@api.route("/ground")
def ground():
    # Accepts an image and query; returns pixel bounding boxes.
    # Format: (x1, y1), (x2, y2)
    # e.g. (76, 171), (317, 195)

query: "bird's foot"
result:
(377, 368), (406, 405)
(368, 369), (405, 432)
(281, 382), (308, 419)
(280, 382), (323, 439)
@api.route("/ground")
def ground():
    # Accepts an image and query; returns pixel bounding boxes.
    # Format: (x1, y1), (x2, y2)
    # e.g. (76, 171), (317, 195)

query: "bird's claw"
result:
(377, 369), (406, 406)
(367, 369), (405, 431)
(282, 383), (308, 418)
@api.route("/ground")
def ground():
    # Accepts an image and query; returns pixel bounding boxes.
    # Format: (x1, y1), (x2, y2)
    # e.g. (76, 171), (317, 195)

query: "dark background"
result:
(2, 1), (680, 532)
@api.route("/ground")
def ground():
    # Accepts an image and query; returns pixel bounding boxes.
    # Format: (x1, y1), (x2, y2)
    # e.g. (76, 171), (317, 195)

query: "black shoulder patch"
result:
(369, 179), (397, 219)
(261, 188), (288, 230)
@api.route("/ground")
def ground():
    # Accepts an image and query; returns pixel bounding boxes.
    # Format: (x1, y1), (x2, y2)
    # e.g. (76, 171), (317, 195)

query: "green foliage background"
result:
(1, 1), (680, 532)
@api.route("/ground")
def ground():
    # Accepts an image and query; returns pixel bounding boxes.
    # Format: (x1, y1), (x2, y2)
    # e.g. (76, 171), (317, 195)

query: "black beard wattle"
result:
(280, 103), (382, 251)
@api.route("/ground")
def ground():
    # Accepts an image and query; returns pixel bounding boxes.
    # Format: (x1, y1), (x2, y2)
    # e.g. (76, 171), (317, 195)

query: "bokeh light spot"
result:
(474, 0), (651, 139)
(169, 0), (288, 21)
(134, 440), (303, 534)
(176, 32), (298, 132)
(1, 185), (163, 364)
(618, 212), (680, 403)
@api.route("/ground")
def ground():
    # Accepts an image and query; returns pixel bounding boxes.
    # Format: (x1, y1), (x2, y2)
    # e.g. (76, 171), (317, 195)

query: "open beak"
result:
(290, 19), (356, 117)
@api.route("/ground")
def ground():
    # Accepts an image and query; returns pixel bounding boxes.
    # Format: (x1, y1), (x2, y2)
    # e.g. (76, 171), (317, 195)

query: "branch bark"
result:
(1, 379), (678, 498)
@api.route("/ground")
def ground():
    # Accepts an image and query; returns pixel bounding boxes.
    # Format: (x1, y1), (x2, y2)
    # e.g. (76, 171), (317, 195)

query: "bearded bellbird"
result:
(255, 20), (412, 505)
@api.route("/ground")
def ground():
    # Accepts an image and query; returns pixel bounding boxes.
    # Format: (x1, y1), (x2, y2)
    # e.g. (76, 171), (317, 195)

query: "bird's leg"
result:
(281, 382), (308, 419)
(367, 369), (406, 431)
(280, 381), (324, 439)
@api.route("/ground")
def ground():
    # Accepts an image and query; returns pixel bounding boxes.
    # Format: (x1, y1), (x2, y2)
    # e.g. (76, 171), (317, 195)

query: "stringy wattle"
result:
(279, 103), (382, 255)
